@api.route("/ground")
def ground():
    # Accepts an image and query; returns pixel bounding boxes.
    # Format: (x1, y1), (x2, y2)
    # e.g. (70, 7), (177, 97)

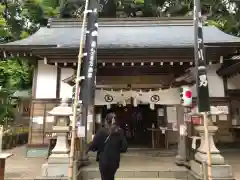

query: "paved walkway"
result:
(3, 146), (240, 179)
(4, 146), (46, 179)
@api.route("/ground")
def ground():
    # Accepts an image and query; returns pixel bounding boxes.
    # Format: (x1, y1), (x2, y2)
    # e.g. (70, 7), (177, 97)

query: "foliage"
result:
(0, 58), (32, 124)
(23, 0), (60, 24)
(0, 4), (11, 43)
(0, 59), (32, 91)
(51, 0), (240, 38)
(0, 0), (237, 39)
(0, 0), (35, 123)
(0, 91), (14, 125)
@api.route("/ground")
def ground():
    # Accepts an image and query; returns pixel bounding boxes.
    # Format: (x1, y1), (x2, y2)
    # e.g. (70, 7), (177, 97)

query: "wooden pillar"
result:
(0, 159), (5, 180)
(0, 154), (13, 180)
(87, 106), (94, 143)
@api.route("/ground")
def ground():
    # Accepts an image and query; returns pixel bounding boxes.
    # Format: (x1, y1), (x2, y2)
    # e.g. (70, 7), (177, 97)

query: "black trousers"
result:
(99, 164), (117, 180)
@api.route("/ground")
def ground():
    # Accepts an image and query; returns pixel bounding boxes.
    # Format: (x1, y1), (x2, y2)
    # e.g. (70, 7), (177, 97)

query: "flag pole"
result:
(193, 0), (212, 179)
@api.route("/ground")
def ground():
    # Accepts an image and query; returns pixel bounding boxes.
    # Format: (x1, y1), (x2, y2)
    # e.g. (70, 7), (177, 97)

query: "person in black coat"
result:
(87, 112), (128, 180)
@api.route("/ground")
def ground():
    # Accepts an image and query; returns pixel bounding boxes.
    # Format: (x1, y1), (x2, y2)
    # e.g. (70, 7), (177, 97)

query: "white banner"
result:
(95, 89), (132, 105)
(95, 88), (180, 106)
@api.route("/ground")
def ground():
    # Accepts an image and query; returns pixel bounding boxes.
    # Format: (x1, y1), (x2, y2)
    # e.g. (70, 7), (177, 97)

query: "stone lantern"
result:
(42, 98), (73, 177)
(188, 106), (234, 180)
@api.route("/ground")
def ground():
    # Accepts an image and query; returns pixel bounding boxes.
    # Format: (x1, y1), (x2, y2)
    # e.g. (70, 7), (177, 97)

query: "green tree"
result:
(0, 1), (35, 124)
(0, 4), (11, 43)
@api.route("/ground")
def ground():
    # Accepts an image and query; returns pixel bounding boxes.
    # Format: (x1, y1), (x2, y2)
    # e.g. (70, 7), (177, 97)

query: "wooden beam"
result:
(48, 58), (194, 63)
(226, 89), (240, 96)
(46, 57), (221, 64)
(31, 60), (38, 98)
(217, 61), (240, 77)
(32, 47), (194, 55)
(94, 65), (190, 76)
(192, 97), (229, 105)
(56, 67), (61, 98)
(37, 54), (220, 61)
(96, 75), (174, 85)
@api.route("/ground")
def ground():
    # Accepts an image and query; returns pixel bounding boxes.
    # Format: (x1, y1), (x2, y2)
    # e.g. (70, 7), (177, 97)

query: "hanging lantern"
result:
(122, 100), (126, 107)
(180, 86), (192, 107)
(133, 98), (138, 107)
(150, 103), (154, 110)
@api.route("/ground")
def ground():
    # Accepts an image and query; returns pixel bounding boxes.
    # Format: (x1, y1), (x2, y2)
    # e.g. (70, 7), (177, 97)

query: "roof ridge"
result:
(47, 17), (193, 28)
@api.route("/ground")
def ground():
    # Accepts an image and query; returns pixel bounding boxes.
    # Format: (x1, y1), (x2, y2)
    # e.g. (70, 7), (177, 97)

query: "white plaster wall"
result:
(227, 74), (240, 89)
(192, 64), (225, 97)
(35, 60), (57, 98)
(35, 63), (224, 99)
(60, 68), (74, 98)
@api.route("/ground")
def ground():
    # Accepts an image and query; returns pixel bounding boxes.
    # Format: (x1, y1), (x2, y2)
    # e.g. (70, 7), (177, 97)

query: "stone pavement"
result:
(224, 153), (240, 179)
(3, 146), (240, 179)
(4, 146), (46, 179)
(93, 179), (180, 180)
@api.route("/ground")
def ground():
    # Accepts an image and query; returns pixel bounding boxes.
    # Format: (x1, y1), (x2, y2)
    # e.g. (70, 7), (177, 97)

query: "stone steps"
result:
(79, 169), (187, 180)
(80, 153), (187, 180)
(93, 178), (183, 180)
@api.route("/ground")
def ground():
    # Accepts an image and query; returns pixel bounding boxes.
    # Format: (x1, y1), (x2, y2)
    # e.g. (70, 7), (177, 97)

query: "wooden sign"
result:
(216, 106), (229, 114)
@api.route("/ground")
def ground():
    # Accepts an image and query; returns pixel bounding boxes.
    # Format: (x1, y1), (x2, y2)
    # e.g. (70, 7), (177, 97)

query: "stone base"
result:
(42, 163), (69, 177)
(48, 155), (69, 164)
(195, 151), (225, 165)
(175, 154), (187, 166)
(80, 154), (90, 166)
(187, 160), (235, 180)
(41, 160), (78, 178)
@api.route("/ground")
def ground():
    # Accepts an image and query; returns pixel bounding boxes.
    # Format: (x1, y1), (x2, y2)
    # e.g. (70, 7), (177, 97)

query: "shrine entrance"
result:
(101, 104), (166, 148)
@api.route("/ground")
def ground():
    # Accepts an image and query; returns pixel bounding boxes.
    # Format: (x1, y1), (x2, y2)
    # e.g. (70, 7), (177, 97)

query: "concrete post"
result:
(188, 110), (235, 180)
(87, 106), (94, 143)
(42, 98), (73, 177)
(83, 106), (94, 164)
(175, 106), (187, 166)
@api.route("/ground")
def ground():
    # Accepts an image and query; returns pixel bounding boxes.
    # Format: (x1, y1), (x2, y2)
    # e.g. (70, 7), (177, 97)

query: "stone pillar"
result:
(87, 106), (94, 143)
(188, 113), (234, 180)
(79, 106), (88, 164)
(79, 106), (94, 165)
(175, 106), (187, 166)
(42, 98), (73, 177)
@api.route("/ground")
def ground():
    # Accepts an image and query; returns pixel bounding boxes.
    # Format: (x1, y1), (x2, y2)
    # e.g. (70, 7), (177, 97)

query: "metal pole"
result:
(68, 0), (90, 179)
(193, 0), (212, 179)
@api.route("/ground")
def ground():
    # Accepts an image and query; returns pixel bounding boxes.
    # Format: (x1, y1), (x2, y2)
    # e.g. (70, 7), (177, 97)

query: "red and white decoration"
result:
(180, 86), (192, 107)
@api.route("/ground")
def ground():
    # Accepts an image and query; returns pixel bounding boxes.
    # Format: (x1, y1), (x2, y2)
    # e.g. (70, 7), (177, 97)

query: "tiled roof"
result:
(2, 19), (240, 49)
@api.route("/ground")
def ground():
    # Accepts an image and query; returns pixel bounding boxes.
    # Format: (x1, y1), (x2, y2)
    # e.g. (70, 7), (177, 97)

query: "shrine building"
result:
(1, 17), (240, 155)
